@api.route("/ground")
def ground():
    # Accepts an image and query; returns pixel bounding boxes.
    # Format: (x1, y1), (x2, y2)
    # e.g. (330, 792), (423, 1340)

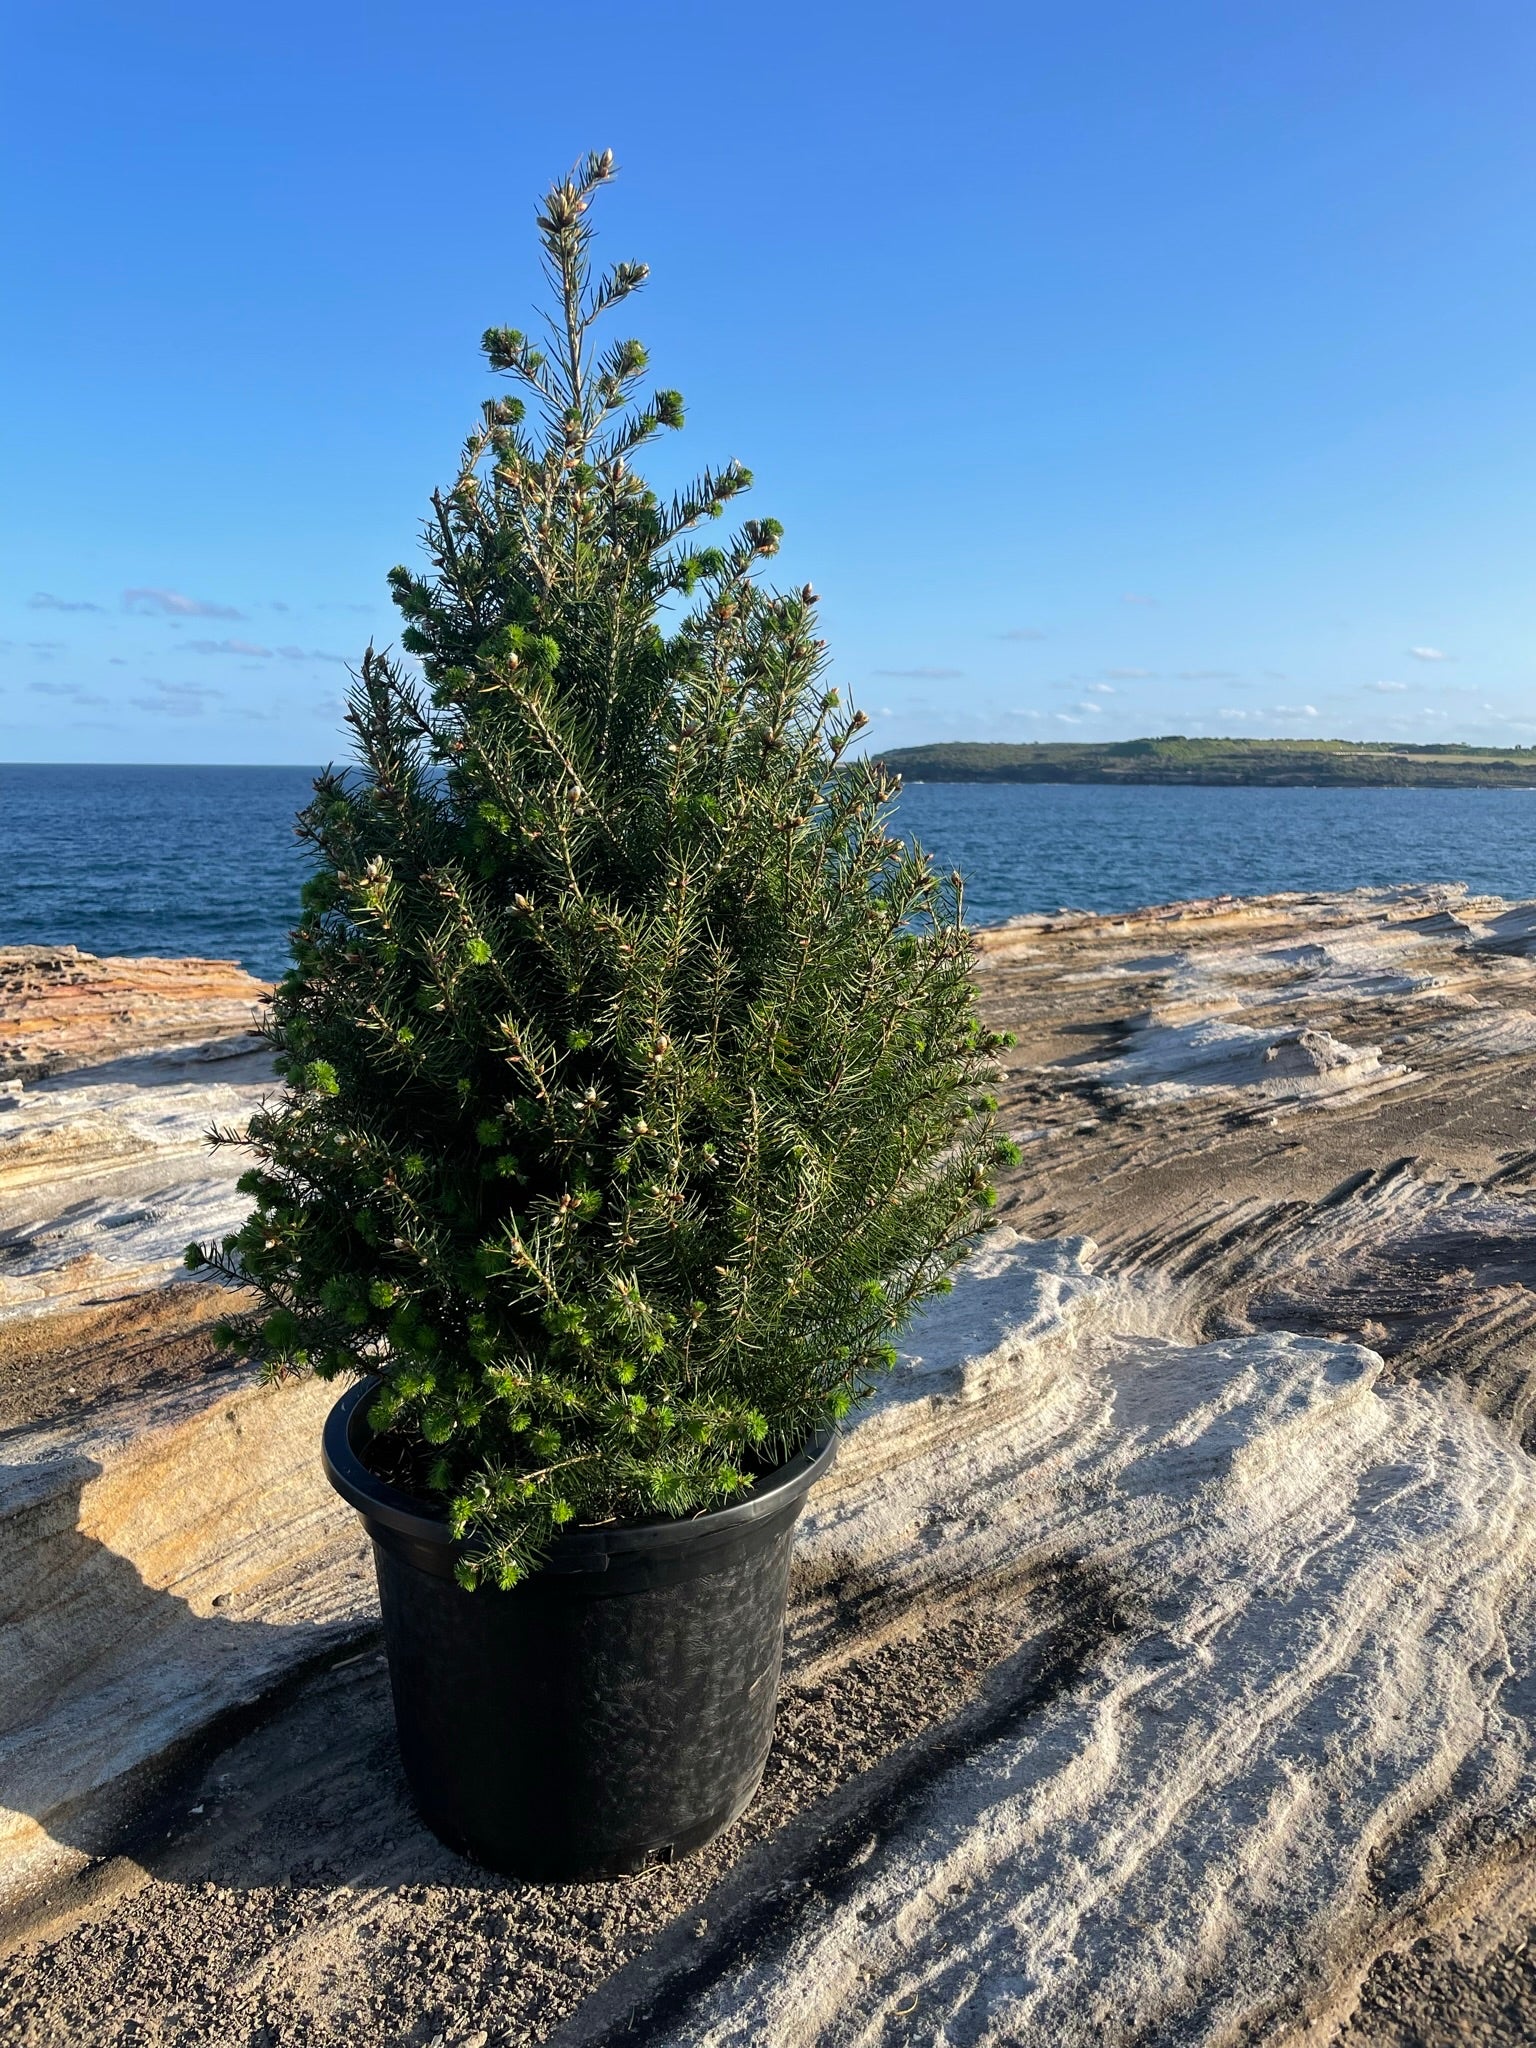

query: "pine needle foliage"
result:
(191, 153), (1017, 1587)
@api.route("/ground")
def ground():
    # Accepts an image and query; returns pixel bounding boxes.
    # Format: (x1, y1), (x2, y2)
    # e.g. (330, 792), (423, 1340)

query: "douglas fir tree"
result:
(192, 151), (1015, 1591)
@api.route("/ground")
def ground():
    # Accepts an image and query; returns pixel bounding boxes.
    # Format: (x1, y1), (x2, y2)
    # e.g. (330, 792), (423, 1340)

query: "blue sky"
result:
(3, 0), (1534, 763)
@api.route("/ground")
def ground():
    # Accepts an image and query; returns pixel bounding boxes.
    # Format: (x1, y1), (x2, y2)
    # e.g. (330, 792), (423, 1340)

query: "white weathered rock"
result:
(602, 1229), (1536, 2048)
(1427, 1006), (1536, 1058)
(0, 1037), (273, 1199)
(1170, 925), (1443, 1007)
(1079, 1015), (1402, 1104)
(0, 1033), (277, 1321)
(976, 886), (1536, 1018)
(0, 1179), (253, 1321)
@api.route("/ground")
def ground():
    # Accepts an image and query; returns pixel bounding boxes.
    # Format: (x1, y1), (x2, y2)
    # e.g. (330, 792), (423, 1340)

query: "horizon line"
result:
(2, 730), (1533, 770)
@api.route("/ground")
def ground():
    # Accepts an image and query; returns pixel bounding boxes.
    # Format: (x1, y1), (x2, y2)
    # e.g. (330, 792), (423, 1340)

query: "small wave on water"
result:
(1, 766), (1533, 982)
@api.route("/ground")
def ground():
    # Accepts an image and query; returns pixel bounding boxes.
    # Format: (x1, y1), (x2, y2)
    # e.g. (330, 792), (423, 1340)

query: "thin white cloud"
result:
(1369, 680), (1408, 693)
(29, 679), (108, 704)
(181, 637), (273, 657)
(275, 644), (350, 664)
(1087, 683), (1115, 695)
(1270, 704), (1319, 717)
(123, 587), (245, 620)
(1176, 669), (1237, 681)
(1409, 646), (1451, 661)
(29, 591), (106, 613)
(1104, 667), (1152, 679)
(1071, 700), (1104, 715)
(130, 679), (224, 717)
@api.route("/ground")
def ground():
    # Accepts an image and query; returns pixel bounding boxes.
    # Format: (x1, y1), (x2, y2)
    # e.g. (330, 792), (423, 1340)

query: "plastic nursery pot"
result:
(323, 1379), (835, 1884)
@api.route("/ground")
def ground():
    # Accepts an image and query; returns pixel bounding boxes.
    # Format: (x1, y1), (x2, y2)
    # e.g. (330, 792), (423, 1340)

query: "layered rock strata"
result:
(0, 1373), (372, 1919)
(0, 946), (270, 1085)
(5, 893), (1536, 2046)
(573, 1232), (1536, 2046)
(0, 946), (371, 1923)
(975, 884), (1536, 1448)
(0, 950), (274, 1423)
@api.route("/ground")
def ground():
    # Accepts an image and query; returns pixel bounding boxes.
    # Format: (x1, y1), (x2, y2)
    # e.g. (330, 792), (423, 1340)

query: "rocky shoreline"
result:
(0, 946), (273, 1425)
(5, 891), (1536, 2044)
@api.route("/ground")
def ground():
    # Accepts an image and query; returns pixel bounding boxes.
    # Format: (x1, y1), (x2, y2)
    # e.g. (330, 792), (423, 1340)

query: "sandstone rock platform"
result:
(5, 893), (1536, 2046)
(0, 948), (372, 1923)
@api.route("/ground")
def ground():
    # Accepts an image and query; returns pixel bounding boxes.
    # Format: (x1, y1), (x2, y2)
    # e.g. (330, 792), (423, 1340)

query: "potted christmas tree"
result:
(190, 152), (1014, 1883)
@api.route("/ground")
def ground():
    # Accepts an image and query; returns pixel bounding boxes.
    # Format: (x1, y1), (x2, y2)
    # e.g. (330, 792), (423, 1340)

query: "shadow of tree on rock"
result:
(0, 1454), (384, 1898)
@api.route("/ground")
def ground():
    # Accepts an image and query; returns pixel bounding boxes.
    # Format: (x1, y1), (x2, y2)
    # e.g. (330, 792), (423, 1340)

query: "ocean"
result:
(2, 763), (1533, 983)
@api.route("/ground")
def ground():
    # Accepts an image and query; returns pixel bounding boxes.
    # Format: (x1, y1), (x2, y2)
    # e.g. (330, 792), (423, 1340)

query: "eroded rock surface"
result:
(0, 948), (370, 1925)
(0, 947), (269, 1084)
(978, 884), (1536, 1445)
(0, 951), (274, 1422)
(0, 1373), (371, 1918)
(6, 893), (1536, 2046)
(577, 1233), (1536, 2047)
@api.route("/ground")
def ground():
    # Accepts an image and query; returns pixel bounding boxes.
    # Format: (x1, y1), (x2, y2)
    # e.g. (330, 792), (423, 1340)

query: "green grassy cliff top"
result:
(871, 737), (1536, 787)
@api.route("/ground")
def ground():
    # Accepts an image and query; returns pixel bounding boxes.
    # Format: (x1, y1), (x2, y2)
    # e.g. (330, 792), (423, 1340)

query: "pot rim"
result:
(322, 1376), (836, 1568)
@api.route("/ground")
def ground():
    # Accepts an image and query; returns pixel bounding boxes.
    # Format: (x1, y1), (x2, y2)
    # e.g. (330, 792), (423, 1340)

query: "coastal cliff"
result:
(874, 735), (1536, 785)
(6, 898), (1536, 2045)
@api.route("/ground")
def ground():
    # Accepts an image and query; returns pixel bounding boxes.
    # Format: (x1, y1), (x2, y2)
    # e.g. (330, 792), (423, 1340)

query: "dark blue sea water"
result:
(2, 765), (1533, 982)
(896, 780), (1536, 929)
(0, 765), (318, 982)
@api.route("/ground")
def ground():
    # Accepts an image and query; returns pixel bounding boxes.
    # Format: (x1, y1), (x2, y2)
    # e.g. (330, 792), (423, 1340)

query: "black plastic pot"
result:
(322, 1380), (834, 1882)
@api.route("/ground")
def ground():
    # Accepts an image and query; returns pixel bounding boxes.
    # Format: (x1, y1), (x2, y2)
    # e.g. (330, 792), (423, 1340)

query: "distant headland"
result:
(873, 737), (1536, 788)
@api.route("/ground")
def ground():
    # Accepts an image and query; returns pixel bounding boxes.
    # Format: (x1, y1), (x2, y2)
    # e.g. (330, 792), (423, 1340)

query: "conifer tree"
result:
(191, 152), (1017, 1587)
